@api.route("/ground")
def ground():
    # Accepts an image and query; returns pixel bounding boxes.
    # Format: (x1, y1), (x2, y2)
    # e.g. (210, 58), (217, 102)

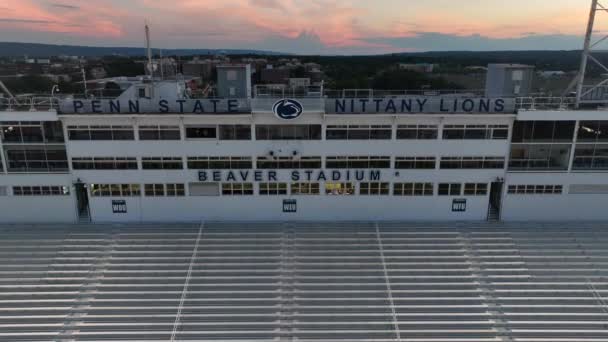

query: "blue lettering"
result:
(91, 100), (102, 113)
(336, 99), (346, 113)
(193, 100), (205, 113)
(374, 99), (383, 112)
(228, 99), (239, 113)
(128, 100), (140, 113)
(370, 170), (381, 181)
(317, 171), (327, 182)
(479, 99), (490, 112)
(416, 98), (428, 112)
(226, 171), (236, 182)
(239, 171), (249, 181)
(359, 99), (369, 112)
(385, 99), (396, 113)
(211, 99), (220, 113)
(109, 100), (120, 113)
(73, 100), (83, 113)
(213, 171), (221, 182)
(462, 99), (475, 112)
(268, 171), (277, 182)
(332, 171), (341, 181)
(198, 171), (207, 181)
(254, 171), (263, 182)
(291, 171), (300, 181)
(356, 171), (365, 181)
(401, 99), (412, 112)
(440, 99), (450, 112)
(495, 99), (505, 112)
(159, 100), (169, 113)
(176, 100), (186, 113)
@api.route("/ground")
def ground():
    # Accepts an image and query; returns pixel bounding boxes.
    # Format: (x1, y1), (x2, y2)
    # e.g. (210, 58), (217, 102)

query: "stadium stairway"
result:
(1, 222), (608, 341)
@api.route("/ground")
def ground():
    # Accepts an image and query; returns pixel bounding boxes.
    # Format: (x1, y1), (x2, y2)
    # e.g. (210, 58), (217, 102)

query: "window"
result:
(360, 182), (390, 195)
(256, 125), (322, 140)
(144, 184), (185, 197)
(326, 125), (392, 140)
(512, 121), (576, 143)
(222, 183), (254, 196)
(90, 184), (140, 197)
(509, 144), (571, 171)
(325, 182), (355, 195)
(464, 183), (488, 196)
(396, 125), (438, 140)
(507, 185), (563, 195)
(395, 157), (436, 169)
(185, 126), (217, 139)
(137, 87), (150, 98)
(291, 183), (320, 195)
(512, 70), (524, 81)
(187, 157), (252, 169)
(440, 157), (505, 169)
(578, 121), (608, 142)
(259, 183), (288, 195)
(142, 157), (183, 170)
(67, 125), (134, 141)
(189, 183), (220, 196)
(257, 156), (322, 169)
(1, 121), (65, 143)
(438, 183), (462, 196)
(219, 125), (252, 140)
(229, 87), (236, 96)
(442, 125), (509, 140)
(326, 156), (391, 169)
(139, 125), (181, 140)
(145, 184), (165, 196)
(5, 145), (69, 173)
(12, 185), (69, 196)
(226, 70), (238, 81)
(72, 157), (138, 170)
(569, 184), (608, 194)
(166, 184), (185, 196)
(572, 144), (608, 170)
(394, 183), (434, 196)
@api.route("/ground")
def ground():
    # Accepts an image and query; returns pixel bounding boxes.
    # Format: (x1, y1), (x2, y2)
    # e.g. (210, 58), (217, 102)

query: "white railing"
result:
(324, 88), (485, 98)
(516, 97), (576, 111)
(0, 96), (58, 112)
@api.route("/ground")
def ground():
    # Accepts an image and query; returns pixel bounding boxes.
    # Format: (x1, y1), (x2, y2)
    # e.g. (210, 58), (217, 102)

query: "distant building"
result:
(485, 64), (535, 97)
(216, 64), (252, 98)
(288, 78), (311, 88)
(261, 68), (290, 84)
(89, 67), (107, 80)
(398, 63), (435, 73)
(538, 70), (566, 78)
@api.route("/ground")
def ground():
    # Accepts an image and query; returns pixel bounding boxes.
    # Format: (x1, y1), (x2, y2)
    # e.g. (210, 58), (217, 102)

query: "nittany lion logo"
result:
(273, 99), (303, 120)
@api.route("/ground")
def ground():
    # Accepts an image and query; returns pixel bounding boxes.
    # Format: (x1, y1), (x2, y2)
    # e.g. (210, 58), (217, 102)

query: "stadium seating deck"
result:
(1, 222), (608, 341)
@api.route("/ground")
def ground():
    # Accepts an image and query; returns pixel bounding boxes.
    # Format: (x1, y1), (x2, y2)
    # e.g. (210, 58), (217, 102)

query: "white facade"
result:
(2, 86), (608, 223)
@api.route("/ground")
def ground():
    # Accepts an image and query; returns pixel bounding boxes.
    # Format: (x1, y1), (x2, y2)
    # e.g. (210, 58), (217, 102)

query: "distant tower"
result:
(573, 0), (608, 107)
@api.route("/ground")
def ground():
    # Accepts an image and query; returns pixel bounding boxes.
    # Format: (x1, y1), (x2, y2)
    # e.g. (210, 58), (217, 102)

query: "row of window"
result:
(68, 156), (506, 170)
(186, 182), (491, 197)
(507, 185), (563, 195)
(1, 183), (569, 197)
(64, 124), (511, 141)
(12, 185), (70, 196)
(6, 120), (608, 144)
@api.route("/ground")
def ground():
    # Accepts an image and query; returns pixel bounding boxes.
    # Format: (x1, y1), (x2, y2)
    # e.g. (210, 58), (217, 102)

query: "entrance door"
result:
(487, 182), (503, 221)
(74, 182), (90, 222)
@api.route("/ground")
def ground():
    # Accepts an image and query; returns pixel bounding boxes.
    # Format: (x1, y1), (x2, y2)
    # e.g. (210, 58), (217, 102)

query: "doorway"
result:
(488, 182), (503, 221)
(74, 181), (90, 222)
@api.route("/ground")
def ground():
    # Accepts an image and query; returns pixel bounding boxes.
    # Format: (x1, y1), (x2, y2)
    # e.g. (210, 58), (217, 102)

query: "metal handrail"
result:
(0, 96), (59, 111)
(516, 97), (576, 110)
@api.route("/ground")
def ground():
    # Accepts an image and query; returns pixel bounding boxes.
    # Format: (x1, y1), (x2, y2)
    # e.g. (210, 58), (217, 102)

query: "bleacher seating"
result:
(1, 222), (608, 341)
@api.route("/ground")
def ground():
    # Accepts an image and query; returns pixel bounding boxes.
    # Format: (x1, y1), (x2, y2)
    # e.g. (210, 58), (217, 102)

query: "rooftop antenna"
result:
(568, 0), (608, 107)
(160, 49), (164, 80)
(145, 21), (153, 79)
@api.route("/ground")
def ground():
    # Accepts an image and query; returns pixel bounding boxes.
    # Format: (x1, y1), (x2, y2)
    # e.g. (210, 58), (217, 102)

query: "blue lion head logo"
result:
(273, 99), (303, 120)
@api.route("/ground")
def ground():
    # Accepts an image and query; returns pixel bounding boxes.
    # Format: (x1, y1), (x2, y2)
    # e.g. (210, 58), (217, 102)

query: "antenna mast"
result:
(573, 0), (608, 107)
(145, 22), (153, 78)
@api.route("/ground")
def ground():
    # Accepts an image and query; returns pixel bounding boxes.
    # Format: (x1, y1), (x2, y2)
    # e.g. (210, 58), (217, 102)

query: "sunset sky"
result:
(0, 0), (598, 54)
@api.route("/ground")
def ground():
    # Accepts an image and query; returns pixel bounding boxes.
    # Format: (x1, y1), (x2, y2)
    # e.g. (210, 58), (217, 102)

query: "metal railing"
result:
(516, 97), (576, 110)
(324, 88), (486, 98)
(0, 96), (59, 112)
